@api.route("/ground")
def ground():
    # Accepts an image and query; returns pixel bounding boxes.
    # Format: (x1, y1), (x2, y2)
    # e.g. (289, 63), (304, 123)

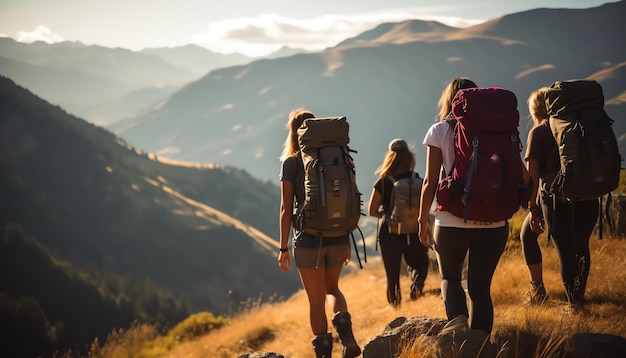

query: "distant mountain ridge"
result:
(109, 1), (626, 192)
(0, 39), (255, 125)
(335, 20), (457, 47)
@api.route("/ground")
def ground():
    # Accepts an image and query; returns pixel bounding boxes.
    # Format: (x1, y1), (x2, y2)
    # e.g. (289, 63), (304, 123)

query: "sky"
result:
(0, 0), (614, 57)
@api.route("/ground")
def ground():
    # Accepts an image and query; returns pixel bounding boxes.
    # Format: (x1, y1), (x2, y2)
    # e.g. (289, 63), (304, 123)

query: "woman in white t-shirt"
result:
(417, 77), (508, 334)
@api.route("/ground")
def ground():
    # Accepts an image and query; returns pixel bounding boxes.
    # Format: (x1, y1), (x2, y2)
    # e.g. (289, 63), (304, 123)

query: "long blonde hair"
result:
(279, 108), (315, 160)
(528, 87), (550, 126)
(374, 139), (416, 179)
(437, 77), (478, 121)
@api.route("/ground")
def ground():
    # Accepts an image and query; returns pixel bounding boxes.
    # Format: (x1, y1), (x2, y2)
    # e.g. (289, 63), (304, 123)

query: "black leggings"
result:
(434, 224), (508, 333)
(541, 197), (598, 305)
(379, 227), (429, 305)
(520, 213), (542, 266)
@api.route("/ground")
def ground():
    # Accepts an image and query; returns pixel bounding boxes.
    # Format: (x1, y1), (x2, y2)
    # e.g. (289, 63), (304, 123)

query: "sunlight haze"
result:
(0, 0), (614, 57)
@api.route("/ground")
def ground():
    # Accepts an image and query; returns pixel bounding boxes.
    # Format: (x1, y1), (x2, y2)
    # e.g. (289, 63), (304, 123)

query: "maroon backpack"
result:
(436, 87), (529, 222)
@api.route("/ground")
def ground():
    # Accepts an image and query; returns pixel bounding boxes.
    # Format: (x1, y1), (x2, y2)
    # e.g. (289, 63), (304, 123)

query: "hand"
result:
(419, 221), (434, 250)
(530, 215), (545, 234)
(529, 208), (545, 234)
(278, 250), (291, 272)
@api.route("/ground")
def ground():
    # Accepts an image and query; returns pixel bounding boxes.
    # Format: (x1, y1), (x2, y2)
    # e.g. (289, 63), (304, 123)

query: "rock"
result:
(237, 352), (289, 358)
(568, 333), (626, 357)
(362, 315), (447, 358)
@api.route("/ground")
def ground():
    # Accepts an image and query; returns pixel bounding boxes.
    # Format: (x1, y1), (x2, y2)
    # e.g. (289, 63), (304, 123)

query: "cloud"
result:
(190, 11), (483, 57)
(16, 25), (64, 44)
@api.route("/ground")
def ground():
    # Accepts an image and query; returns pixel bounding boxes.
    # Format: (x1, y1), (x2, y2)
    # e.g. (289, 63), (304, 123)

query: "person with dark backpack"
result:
(367, 138), (429, 307)
(418, 77), (529, 335)
(535, 79), (621, 313)
(278, 108), (361, 358)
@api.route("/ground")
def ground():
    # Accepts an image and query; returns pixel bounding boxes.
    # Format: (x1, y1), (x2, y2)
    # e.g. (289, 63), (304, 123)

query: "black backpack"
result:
(545, 79), (621, 202)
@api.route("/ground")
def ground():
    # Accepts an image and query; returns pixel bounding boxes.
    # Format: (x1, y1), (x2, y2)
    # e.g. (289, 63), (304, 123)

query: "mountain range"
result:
(0, 40), (256, 126)
(109, 1), (626, 193)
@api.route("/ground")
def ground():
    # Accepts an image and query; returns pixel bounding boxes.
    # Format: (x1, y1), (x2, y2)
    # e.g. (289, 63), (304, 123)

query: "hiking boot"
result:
(311, 333), (333, 358)
(332, 311), (361, 358)
(439, 314), (469, 336)
(526, 281), (548, 305)
(410, 283), (424, 300)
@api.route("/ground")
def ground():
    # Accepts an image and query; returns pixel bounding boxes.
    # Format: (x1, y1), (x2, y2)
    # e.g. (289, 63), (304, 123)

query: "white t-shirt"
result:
(422, 121), (505, 229)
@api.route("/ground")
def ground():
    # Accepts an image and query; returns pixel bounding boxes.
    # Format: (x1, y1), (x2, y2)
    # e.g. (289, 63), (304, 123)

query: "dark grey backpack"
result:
(545, 79), (621, 202)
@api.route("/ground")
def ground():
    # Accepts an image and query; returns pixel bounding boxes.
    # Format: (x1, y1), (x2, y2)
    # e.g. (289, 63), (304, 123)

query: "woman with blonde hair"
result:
(278, 108), (361, 358)
(524, 86), (599, 313)
(368, 138), (429, 307)
(519, 87), (551, 304)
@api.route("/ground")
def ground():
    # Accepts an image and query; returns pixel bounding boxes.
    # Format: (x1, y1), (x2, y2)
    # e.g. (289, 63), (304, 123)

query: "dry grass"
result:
(93, 220), (626, 358)
(159, 254), (448, 358)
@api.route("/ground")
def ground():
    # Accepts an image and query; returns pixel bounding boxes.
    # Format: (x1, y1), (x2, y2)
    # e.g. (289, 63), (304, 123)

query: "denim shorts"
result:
(294, 242), (350, 269)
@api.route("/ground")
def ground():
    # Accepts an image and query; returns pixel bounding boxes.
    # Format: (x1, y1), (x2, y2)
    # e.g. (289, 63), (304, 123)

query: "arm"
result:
(418, 145), (442, 250)
(278, 179), (294, 272)
(526, 157), (545, 234)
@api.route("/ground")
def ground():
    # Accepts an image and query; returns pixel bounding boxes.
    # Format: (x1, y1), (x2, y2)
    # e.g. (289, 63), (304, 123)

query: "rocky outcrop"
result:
(238, 352), (288, 358)
(569, 333), (626, 357)
(362, 315), (497, 358)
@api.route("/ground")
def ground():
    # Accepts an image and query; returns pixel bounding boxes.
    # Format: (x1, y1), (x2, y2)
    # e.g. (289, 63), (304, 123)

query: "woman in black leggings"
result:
(434, 226), (507, 332)
(525, 87), (599, 311)
(542, 198), (598, 308)
(519, 214), (547, 304)
(519, 87), (553, 304)
(418, 77), (510, 334)
(368, 138), (429, 307)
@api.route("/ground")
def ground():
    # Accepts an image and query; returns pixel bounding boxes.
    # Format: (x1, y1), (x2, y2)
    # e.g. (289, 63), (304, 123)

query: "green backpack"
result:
(545, 79), (621, 202)
(295, 117), (362, 237)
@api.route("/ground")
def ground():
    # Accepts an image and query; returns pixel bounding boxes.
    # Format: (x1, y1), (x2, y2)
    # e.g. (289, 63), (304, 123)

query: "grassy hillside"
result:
(82, 209), (626, 357)
(0, 76), (302, 356)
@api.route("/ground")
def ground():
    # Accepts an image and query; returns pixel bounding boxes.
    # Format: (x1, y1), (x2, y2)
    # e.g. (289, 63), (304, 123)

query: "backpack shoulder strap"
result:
(445, 117), (457, 129)
(444, 115), (457, 136)
(383, 175), (392, 216)
(291, 152), (300, 179)
(441, 118), (457, 178)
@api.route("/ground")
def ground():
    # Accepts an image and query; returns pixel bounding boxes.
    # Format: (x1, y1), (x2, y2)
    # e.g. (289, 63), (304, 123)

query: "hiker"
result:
(278, 108), (361, 358)
(519, 87), (553, 305)
(367, 138), (429, 307)
(529, 85), (601, 313)
(417, 77), (511, 334)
